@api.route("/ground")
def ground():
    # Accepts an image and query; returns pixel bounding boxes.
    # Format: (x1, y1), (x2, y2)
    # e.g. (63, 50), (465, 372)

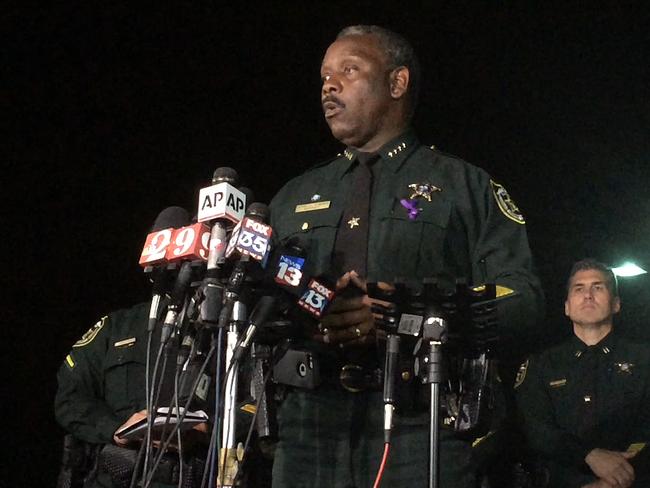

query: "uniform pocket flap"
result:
(104, 342), (144, 368)
(380, 200), (451, 228)
(280, 207), (343, 235)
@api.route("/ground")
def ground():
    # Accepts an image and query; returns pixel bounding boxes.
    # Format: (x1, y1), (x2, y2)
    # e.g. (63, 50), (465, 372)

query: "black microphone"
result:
(269, 237), (310, 295)
(204, 177), (251, 276)
(205, 186), (255, 273)
(197, 166), (246, 224)
(161, 260), (195, 343)
(224, 202), (272, 287)
(219, 202), (273, 328)
(232, 296), (276, 362)
(383, 334), (400, 443)
(145, 206), (191, 331)
(212, 166), (238, 185)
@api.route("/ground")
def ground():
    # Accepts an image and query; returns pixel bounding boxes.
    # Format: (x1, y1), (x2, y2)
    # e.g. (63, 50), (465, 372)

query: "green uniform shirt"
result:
(269, 131), (544, 487)
(270, 131), (544, 353)
(55, 302), (151, 444)
(516, 330), (650, 484)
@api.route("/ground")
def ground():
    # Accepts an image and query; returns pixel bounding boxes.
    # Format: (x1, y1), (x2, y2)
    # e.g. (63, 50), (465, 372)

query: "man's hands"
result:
(585, 448), (636, 488)
(113, 409), (147, 445)
(313, 271), (391, 347)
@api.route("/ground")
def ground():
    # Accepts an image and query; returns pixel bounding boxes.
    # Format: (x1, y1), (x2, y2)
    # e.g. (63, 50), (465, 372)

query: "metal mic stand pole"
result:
(421, 314), (447, 488)
(218, 300), (246, 487)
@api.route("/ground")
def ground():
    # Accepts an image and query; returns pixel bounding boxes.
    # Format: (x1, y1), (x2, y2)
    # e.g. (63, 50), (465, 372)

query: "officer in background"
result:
(55, 303), (207, 487)
(516, 259), (650, 488)
(269, 25), (544, 487)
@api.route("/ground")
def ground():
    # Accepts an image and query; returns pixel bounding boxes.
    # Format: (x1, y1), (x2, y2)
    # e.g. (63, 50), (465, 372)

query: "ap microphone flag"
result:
(196, 167), (246, 224)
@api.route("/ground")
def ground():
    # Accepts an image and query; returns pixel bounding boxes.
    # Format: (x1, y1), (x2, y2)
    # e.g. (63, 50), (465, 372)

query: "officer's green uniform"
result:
(269, 131), (544, 487)
(516, 330), (650, 487)
(55, 303), (193, 488)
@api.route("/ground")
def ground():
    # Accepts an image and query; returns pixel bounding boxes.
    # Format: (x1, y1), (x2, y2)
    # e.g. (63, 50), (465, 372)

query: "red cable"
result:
(372, 442), (390, 488)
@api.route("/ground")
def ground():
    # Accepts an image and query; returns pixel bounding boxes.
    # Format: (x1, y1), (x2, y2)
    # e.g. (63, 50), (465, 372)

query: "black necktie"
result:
(333, 155), (377, 279)
(577, 346), (599, 437)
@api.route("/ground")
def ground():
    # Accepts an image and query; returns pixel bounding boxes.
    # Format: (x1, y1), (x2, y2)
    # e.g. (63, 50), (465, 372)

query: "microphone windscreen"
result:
(151, 206), (191, 231)
(212, 167), (238, 185)
(246, 202), (270, 223)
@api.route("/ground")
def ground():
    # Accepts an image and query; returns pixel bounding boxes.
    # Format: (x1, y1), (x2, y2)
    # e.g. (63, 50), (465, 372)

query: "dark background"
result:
(4, 2), (650, 485)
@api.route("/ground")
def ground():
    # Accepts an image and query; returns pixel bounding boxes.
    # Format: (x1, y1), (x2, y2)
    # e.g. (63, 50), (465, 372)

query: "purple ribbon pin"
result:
(400, 198), (421, 220)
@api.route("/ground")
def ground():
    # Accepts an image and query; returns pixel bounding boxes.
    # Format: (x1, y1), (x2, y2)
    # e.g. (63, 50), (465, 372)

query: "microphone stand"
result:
(218, 300), (246, 487)
(421, 311), (448, 488)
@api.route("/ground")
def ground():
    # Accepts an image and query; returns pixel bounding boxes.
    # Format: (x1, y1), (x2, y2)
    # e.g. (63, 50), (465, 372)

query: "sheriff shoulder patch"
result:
(73, 316), (107, 348)
(514, 360), (529, 388)
(490, 180), (525, 224)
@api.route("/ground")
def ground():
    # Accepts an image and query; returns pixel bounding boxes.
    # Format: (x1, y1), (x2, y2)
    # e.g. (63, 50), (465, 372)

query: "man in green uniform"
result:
(55, 303), (206, 487)
(269, 25), (544, 487)
(516, 259), (650, 488)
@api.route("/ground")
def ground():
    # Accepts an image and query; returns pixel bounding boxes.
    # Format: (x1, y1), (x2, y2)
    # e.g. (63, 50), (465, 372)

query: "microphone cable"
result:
(373, 443), (391, 488)
(143, 339), (217, 488)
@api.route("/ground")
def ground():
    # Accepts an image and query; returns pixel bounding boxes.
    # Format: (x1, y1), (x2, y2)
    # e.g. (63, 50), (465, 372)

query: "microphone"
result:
(139, 206), (191, 267)
(383, 334), (400, 443)
(197, 167), (246, 224)
(232, 296), (276, 362)
(224, 202), (273, 263)
(139, 206), (191, 331)
(165, 222), (211, 263)
(199, 180), (252, 327)
(161, 260), (195, 343)
(271, 237), (310, 292)
(219, 202), (273, 329)
(205, 185), (253, 274)
(296, 277), (336, 319)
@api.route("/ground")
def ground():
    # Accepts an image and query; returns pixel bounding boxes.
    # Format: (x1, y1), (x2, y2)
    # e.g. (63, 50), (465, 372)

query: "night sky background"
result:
(4, 2), (650, 485)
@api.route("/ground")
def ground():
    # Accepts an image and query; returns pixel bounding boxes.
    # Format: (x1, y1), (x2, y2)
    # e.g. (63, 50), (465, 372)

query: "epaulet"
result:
(426, 145), (464, 161)
(303, 153), (346, 173)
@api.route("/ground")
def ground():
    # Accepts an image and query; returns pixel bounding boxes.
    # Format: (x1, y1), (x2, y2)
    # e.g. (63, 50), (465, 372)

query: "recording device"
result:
(272, 346), (321, 390)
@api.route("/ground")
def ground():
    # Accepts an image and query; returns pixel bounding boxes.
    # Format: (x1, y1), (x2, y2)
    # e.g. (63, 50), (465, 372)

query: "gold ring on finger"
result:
(354, 327), (362, 337)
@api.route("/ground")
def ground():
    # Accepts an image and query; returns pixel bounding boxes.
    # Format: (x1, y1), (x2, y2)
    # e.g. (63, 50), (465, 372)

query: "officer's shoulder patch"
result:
(490, 180), (525, 224)
(514, 359), (529, 388)
(73, 316), (107, 348)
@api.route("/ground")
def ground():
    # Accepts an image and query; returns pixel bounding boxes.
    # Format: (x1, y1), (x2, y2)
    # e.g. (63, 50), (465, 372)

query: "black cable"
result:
(143, 342), (217, 488)
(128, 329), (154, 488)
(175, 367), (183, 488)
(143, 337), (166, 480)
(207, 328), (225, 488)
(232, 366), (274, 485)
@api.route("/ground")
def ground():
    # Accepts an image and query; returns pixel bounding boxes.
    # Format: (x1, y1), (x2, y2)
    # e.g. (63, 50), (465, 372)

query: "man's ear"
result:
(612, 296), (621, 314)
(390, 66), (410, 99)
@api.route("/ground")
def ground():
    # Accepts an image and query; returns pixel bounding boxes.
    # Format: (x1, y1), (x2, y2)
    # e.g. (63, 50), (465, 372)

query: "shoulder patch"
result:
(73, 316), (107, 348)
(514, 359), (529, 388)
(490, 180), (525, 224)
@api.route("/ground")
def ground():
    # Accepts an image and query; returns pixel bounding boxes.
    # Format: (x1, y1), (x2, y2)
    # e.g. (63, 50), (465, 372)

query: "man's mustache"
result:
(322, 95), (345, 110)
